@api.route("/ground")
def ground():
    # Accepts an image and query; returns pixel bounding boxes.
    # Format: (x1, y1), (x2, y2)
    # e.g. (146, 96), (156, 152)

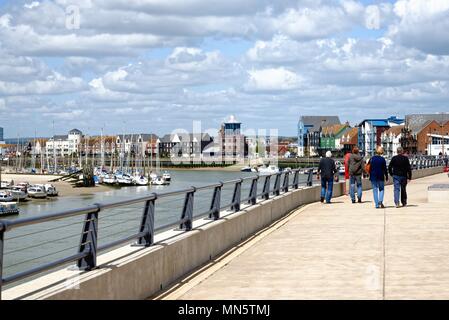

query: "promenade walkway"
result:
(154, 173), (449, 300)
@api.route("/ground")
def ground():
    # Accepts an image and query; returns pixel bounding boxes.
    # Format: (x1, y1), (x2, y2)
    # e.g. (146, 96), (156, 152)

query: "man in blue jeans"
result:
(318, 151), (337, 204)
(348, 146), (365, 203)
(388, 147), (412, 208)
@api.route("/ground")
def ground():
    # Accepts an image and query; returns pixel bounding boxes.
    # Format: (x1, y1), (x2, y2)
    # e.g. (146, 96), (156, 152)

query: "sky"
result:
(1, 0), (449, 138)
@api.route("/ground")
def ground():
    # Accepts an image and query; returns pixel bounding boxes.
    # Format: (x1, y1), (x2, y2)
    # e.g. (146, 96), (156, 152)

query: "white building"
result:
(46, 129), (83, 157)
(381, 126), (404, 158)
(427, 134), (449, 156)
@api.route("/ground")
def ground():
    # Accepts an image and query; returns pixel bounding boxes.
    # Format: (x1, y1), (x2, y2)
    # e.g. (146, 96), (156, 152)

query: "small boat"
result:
(133, 175), (149, 186)
(8, 187), (28, 201)
(241, 166), (257, 173)
(1, 180), (13, 189)
(0, 202), (20, 217)
(44, 184), (59, 197)
(116, 174), (133, 186)
(162, 171), (171, 182)
(102, 174), (117, 185)
(27, 186), (47, 199)
(258, 165), (280, 176)
(151, 176), (169, 186)
(0, 192), (14, 202)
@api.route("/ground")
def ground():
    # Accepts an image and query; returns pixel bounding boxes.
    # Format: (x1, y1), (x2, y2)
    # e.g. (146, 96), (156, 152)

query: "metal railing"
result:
(0, 169), (315, 298)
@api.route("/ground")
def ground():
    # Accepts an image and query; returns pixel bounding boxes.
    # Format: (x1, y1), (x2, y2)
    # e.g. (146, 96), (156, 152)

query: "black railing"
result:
(0, 169), (316, 298)
(0, 159), (445, 299)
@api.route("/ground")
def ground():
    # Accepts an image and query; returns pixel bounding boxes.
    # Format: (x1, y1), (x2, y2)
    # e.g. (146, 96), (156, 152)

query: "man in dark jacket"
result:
(388, 147), (412, 208)
(348, 147), (365, 203)
(318, 150), (337, 203)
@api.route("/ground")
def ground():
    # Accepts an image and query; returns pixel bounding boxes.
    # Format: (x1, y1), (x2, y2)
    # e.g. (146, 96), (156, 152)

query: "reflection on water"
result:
(2, 170), (309, 282)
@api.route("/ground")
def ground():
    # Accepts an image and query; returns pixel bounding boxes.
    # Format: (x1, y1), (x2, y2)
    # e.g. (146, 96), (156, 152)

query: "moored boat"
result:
(27, 186), (47, 199)
(0, 202), (20, 217)
(162, 171), (172, 182)
(0, 191), (14, 202)
(7, 187), (28, 201)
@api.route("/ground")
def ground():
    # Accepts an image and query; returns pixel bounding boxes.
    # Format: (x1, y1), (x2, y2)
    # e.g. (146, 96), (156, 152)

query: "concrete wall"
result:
(3, 167), (444, 300)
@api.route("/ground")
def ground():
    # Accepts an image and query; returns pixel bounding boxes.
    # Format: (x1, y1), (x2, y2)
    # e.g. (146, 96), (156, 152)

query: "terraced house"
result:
(320, 122), (350, 155)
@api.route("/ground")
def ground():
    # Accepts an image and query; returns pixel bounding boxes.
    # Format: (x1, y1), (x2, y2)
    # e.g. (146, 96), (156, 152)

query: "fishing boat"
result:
(0, 191), (14, 202)
(0, 202), (20, 217)
(27, 186), (47, 199)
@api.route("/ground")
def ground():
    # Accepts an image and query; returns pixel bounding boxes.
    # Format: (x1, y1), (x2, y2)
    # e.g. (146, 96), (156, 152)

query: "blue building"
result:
(297, 116), (340, 156)
(357, 116), (404, 156)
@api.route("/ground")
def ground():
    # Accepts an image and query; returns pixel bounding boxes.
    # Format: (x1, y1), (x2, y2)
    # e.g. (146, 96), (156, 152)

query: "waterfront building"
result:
(320, 122), (350, 154)
(45, 129), (83, 157)
(219, 115), (246, 163)
(116, 134), (158, 157)
(413, 120), (449, 155)
(402, 114), (449, 155)
(340, 127), (358, 154)
(381, 125), (404, 158)
(158, 133), (212, 159)
(357, 116), (404, 156)
(297, 116), (341, 157)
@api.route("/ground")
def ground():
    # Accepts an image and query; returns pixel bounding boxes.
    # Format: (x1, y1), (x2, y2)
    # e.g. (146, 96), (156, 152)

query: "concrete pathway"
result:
(153, 173), (449, 300)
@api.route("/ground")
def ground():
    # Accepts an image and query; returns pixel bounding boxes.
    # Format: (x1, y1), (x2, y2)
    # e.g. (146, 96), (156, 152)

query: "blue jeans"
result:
(321, 177), (334, 203)
(371, 180), (385, 208)
(350, 175), (362, 202)
(393, 175), (408, 205)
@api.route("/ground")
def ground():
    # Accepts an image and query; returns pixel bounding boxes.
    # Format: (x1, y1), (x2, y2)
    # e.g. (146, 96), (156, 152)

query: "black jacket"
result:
(388, 155), (412, 180)
(318, 157), (337, 180)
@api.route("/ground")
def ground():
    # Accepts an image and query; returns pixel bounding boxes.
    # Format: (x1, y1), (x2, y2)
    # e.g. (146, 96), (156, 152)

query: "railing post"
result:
(273, 173), (281, 196)
(282, 172), (290, 193)
(292, 170), (300, 189)
(0, 221), (4, 300)
(180, 188), (195, 231)
(262, 176), (271, 200)
(306, 169), (313, 187)
(209, 184), (222, 220)
(77, 204), (100, 271)
(231, 179), (242, 212)
(137, 195), (156, 247)
(248, 177), (258, 205)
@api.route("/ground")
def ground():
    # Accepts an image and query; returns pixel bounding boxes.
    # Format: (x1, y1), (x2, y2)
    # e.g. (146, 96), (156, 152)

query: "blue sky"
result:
(1, 0), (449, 138)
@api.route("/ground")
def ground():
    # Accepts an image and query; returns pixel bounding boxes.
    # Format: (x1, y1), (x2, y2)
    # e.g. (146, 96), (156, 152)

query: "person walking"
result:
(348, 147), (365, 203)
(318, 151), (337, 204)
(344, 151), (351, 195)
(369, 146), (388, 209)
(388, 146), (412, 208)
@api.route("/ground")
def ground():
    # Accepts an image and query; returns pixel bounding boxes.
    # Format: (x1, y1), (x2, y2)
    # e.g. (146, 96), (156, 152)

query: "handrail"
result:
(0, 169), (311, 297)
(0, 162), (444, 298)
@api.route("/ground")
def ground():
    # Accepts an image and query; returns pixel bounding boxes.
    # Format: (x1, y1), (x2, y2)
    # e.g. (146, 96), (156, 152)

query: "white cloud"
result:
(389, 0), (449, 54)
(24, 2), (40, 9)
(245, 67), (302, 92)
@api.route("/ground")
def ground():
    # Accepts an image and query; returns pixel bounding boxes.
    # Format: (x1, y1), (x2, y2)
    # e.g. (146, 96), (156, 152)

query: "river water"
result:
(2, 170), (311, 285)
